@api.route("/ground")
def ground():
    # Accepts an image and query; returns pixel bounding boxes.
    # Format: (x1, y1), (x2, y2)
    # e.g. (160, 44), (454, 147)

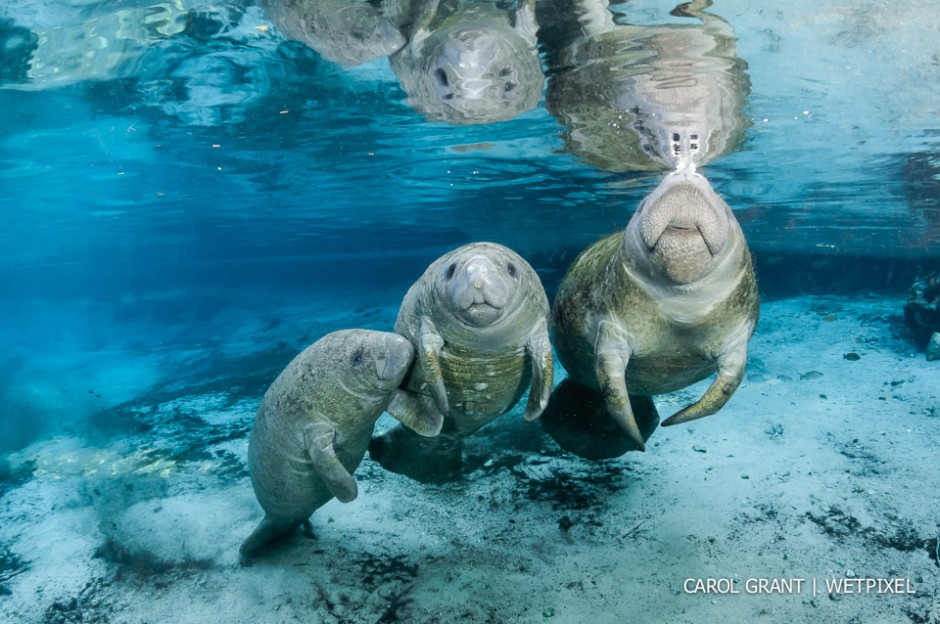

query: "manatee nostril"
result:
(351, 349), (365, 368)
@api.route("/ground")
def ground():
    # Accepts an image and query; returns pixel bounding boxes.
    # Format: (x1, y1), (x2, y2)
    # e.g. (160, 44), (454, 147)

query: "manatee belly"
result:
(554, 327), (718, 396)
(625, 353), (717, 395)
(408, 348), (529, 436)
(248, 405), (371, 522)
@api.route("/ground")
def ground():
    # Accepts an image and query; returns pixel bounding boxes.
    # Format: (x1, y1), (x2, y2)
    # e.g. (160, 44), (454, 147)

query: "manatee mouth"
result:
(465, 288), (504, 312)
(467, 301), (497, 311)
(461, 301), (504, 326)
(463, 282), (508, 315)
(648, 220), (721, 257)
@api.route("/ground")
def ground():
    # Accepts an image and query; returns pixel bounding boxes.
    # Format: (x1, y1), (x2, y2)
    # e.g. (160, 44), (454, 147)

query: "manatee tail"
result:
(369, 424), (464, 484)
(239, 516), (303, 563)
(540, 378), (659, 460)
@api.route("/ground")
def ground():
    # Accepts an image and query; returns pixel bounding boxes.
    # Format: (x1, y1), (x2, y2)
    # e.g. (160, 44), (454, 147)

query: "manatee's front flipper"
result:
(239, 515), (302, 563)
(369, 424), (464, 484)
(670, 0), (712, 20)
(510, 0), (538, 40)
(405, 0), (443, 51)
(662, 333), (749, 426)
(387, 389), (444, 437)
(523, 318), (554, 422)
(304, 422), (358, 503)
(418, 317), (450, 416)
(541, 378), (659, 460)
(594, 319), (646, 451)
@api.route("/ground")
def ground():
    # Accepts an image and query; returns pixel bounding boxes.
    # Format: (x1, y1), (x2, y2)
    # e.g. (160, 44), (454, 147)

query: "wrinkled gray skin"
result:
(389, 0), (543, 125)
(261, 0), (406, 66)
(541, 0), (749, 172)
(241, 329), (441, 559)
(370, 242), (553, 482)
(551, 169), (759, 450)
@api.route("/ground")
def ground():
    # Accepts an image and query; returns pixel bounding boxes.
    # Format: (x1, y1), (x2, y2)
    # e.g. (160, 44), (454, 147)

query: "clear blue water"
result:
(0, 0), (938, 488)
(0, 2), (939, 621)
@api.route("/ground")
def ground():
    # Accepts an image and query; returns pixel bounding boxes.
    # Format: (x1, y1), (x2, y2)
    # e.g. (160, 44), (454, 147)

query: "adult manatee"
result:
(550, 169), (759, 452)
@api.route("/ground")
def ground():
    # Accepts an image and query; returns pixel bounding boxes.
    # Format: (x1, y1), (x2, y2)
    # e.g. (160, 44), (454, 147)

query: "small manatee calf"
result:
(241, 329), (441, 559)
(550, 168), (759, 453)
(369, 242), (553, 482)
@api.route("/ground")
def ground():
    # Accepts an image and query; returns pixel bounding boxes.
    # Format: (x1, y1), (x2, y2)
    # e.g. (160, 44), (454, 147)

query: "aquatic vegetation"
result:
(93, 538), (214, 583)
(0, 546), (28, 596)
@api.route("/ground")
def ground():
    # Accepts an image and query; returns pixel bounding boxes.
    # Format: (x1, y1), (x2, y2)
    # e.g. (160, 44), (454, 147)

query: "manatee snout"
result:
(433, 31), (509, 93)
(636, 172), (731, 283)
(378, 333), (414, 382)
(445, 254), (513, 324)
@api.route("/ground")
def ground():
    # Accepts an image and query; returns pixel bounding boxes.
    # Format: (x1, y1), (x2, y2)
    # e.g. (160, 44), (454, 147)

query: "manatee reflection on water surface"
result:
(539, 0), (750, 172)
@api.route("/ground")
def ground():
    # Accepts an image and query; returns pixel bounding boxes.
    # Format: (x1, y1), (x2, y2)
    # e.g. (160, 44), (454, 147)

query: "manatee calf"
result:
(550, 169), (759, 452)
(241, 329), (441, 559)
(369, 242), (553, 482)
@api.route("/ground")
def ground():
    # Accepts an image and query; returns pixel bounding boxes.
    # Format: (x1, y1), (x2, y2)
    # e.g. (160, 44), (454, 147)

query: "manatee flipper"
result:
(594, 319), (645, 451)
(522, 318), (554, 422)
(671, 0), (713, 20)
(541, 378), (659, 460)
(408, 0), (442, 49)
(662, 333), (749, 426)
(509, 0), (537, 36)
(240, 515), (302, 561)
(369, 424), (463, 484)
(304, 422), (358, 503)
(387, 389), (444, 437)
(418, 317), (450, 416)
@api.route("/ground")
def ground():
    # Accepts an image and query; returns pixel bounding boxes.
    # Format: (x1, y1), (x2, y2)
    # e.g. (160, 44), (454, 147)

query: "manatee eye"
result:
(445, 263), (457, 280)
(351, 349), (365, 368)
(435, 68), (449, 87)
(507, 262), (518, 278)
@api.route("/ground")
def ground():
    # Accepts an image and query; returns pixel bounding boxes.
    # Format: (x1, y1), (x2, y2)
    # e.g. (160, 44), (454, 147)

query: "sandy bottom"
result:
(1, 293), (938, 624)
